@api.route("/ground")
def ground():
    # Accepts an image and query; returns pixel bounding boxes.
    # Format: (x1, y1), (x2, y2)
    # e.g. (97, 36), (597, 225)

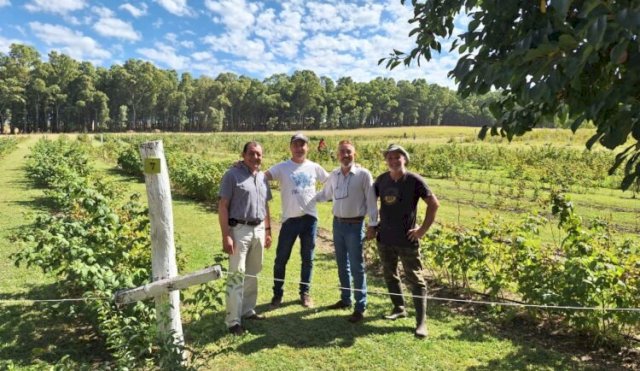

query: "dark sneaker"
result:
(243, 313), (266, 320)
(347, 311), (364, 323)
(270, 296), (282, 309)
(383, 306), (408, 320)
(300, 293), (314, 308)
(327, 300), (351, 310)
(228, 324), (244, 336)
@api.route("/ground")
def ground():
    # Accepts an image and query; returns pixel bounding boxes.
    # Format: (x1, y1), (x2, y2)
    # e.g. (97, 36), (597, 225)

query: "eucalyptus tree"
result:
(290, 70), (324, 130)
(47, 52), (80, 132)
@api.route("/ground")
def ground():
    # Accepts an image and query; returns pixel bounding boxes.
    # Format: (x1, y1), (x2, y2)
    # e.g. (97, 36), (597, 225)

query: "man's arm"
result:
(264, 203), (272, 249)
(314, 172), (334, 203)
(265, 170), (273, 181)
(364, 171), (378, 240)
(407, 194), (440, 242)
(218, 197), (234, 255)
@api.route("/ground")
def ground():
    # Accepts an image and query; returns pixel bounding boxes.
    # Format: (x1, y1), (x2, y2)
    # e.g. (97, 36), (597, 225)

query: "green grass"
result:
(1, 129), (637, 369)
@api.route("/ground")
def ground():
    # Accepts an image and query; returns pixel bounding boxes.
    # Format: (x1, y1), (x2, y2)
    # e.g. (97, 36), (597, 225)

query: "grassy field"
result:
(1, 127), (638, 369)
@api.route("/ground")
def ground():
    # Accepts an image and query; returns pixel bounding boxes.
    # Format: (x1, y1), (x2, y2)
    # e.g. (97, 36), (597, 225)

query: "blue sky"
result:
(0, 0), (467, 88)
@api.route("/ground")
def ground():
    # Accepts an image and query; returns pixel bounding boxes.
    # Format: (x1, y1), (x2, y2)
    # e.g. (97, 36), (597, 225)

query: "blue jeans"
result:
(333, 218), (367, 313)
(273, 215), (317, 298)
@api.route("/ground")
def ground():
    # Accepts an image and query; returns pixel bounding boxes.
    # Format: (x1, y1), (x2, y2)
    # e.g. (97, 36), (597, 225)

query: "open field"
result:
(1, 127), (638, 369)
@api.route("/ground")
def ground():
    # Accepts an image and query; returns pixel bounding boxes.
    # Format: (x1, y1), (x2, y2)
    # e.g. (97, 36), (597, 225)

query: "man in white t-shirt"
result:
(266, 133), (329, 308)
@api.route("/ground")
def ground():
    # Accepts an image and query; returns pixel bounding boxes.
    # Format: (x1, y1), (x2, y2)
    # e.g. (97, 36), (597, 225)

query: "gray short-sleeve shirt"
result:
(219, 162), (272, 222)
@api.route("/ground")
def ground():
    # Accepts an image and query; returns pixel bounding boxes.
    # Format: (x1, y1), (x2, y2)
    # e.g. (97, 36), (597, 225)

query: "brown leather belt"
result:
(334, 216), (365, 224)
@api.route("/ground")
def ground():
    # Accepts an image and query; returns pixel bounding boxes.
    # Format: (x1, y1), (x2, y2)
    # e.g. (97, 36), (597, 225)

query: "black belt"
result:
(334, 216), (365, 224)
(229, 218), (262, 226)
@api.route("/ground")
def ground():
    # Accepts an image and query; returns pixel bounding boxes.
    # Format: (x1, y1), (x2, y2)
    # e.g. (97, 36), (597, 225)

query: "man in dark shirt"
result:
(374, 144), (439, 338)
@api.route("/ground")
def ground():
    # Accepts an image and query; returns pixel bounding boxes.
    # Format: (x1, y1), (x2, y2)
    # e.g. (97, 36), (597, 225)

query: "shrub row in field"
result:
(100, 133), (625, 194)
(0, 137), (19, 159)
(415, 194), (639, 341)
(14, 138), (184, 368)
(108, 138), (231, 202)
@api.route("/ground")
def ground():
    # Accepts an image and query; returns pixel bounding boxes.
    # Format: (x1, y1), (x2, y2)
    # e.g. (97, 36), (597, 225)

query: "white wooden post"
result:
(114, 265), (223, 305)
(139, 140), (183, 346)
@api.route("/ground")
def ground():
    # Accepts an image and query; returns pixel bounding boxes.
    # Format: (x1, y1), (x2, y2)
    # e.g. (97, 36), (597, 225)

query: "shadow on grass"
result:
(186, 300), (413, 358)
(104, 167), (142, 183)
(0, 284), (107, 367)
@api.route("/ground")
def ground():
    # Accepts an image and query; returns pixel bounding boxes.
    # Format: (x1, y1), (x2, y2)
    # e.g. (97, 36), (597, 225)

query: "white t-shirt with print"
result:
(268, 159), (329, 221)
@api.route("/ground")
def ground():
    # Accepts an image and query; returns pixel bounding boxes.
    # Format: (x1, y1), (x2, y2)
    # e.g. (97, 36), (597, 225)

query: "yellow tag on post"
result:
(144, 158), (161, 174)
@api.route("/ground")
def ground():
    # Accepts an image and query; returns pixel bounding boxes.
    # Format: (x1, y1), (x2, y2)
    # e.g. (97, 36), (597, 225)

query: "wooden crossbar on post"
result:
(114, 265), (223, 306)
(138, 140), (183, 347)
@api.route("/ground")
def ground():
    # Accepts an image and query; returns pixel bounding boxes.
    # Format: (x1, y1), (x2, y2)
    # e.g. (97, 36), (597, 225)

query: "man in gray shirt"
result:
(218, 141), (272, 335)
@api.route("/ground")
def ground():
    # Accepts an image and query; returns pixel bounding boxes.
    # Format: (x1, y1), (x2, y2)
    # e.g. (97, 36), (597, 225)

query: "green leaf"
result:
(609, 41), (628, 64)
(551, 0), (572, 19)
(558, 34), (578, 51)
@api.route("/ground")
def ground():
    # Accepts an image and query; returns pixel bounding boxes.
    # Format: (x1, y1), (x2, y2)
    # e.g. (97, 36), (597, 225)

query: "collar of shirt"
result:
(333, 164), (359, 176)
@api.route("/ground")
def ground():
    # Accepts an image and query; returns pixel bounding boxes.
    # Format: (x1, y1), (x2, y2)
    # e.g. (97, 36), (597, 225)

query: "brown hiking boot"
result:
(300, 293), (314, 308)
(347, 310), (364, 323)
(270, 296), (282, 309)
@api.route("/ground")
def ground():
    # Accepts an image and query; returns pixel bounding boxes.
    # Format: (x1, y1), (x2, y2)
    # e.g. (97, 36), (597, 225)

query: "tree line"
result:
(0, 43), (497, 133)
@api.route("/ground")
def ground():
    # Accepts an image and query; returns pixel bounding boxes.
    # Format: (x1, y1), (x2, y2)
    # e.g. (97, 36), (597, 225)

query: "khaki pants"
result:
(225, 223), (265, 327)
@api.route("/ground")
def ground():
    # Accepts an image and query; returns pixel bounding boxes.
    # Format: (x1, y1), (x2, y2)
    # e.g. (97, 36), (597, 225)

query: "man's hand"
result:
(265, 234), (272, 249)
(365, 226), (377, 240)
(407, 226), (427, 242)
(222, 235), (234, 255)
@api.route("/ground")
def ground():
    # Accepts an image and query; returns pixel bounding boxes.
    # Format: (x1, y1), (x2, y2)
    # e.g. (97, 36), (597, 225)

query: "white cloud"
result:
(119, 3), (148, 18)
(92, 6), (141, 41)
(204, 0), (257, 33)
(152, 18), (164, 28)
(192, 51), (212, 61)
(155, 0), (195, 17)
(94, 18), (141, 41)
(29, 21), (111, 61)
(25, 0), (86, 14)
(137, 42), (190, 70)
(92, 5), (114, 18)
(303, 1), (383, 33)
(0, 0), (10, 7)
(203, 32), (271, 63)
(0, 35), (23, 53)
(254, 7), (305, 59)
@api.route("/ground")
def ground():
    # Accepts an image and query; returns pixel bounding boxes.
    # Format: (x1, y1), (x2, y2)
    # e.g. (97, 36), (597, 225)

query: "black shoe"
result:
(383, 306), (408, 320)
(228, 324), (244, 336)
(243, 313), (266, 320)
(327, 300), (351, 310)
(270, 296), (282, 309)
(347, 311), (364, 323)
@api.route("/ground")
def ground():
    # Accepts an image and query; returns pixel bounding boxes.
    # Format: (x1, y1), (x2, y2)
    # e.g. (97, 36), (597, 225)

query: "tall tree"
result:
(384, 0), (640, 188)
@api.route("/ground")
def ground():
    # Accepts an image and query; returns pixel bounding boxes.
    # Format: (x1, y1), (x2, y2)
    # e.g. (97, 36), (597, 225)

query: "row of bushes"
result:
(412, 194), (639, 340)
(0, 136), (19, 159)
(14, 138), (186, 368)
(99, 133), (625, 194)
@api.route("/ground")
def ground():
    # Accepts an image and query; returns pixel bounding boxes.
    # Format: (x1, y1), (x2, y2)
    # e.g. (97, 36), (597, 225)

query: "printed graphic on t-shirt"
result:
(382, 187), (400, 205)
(290, 171), (314, 191)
